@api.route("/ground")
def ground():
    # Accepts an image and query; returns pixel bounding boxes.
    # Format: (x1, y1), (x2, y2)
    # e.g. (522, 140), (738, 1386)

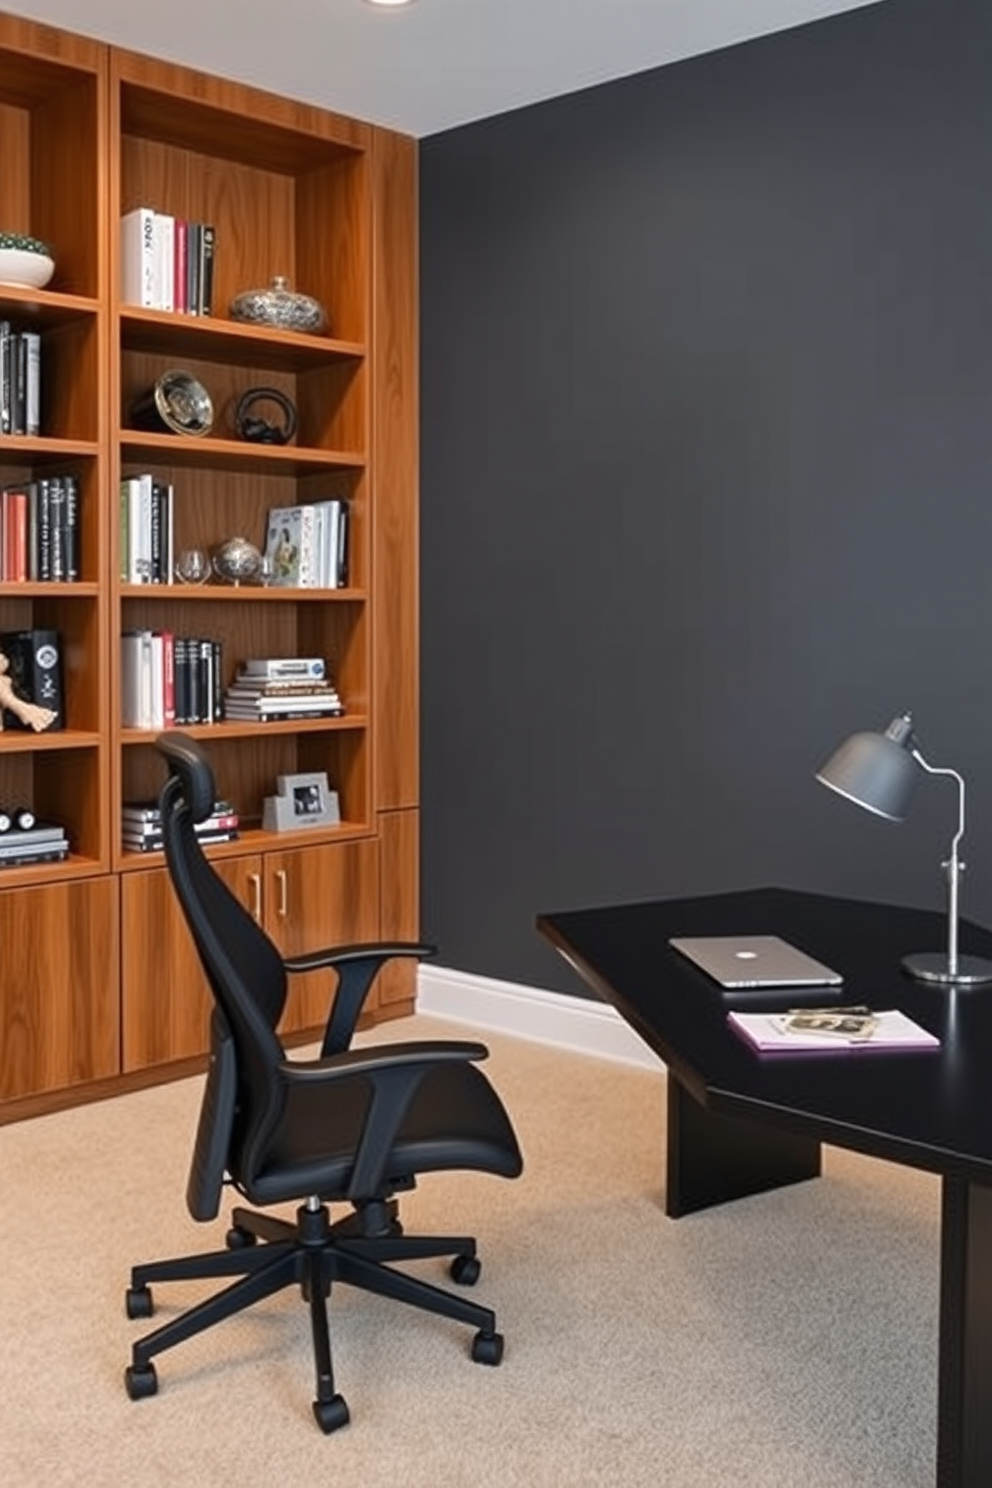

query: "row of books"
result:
(121, 207), (216, 316)
(0, 324), (40, 437)
(264, 501), (349, 589)
(121, 798), (239, 854)
(0, 818), (68, 869)
(119, 474), (175, 585)
(120, 631), (224, 729)
(1, 478), (80, 584)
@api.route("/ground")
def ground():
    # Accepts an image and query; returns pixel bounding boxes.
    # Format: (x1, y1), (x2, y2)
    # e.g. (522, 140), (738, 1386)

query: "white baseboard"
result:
(417, 964), (665, 1072)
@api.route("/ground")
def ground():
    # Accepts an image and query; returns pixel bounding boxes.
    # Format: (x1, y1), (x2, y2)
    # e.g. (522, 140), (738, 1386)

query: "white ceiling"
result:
(6, 0), (885, 137)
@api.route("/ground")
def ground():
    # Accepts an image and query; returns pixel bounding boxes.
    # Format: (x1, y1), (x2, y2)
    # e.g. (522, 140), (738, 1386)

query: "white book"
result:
(148, 631), (165, 729)
(314, 499), (342, 589)
(23, 332), (40, 436)
(120, 631), (149, 728)
(153, 212), (175, 311)
(120, 207), (156, 308)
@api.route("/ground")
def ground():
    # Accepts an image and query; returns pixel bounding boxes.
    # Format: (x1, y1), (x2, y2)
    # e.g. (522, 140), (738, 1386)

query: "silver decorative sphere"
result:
(212, 536), (263, 586)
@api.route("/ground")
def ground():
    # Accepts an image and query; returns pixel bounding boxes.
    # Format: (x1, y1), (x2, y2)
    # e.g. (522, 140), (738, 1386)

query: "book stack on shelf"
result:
(0, 323), (40, 436)
(1, 477), (80, 582)
(122, 798), (239, 854)
(0, 813), (68, 869)
(119, 475), (174, 584)
(264, 501), (348, 589)
(121, 207), (215, 315)
(223, 656), (344, 723)
(121, 630), (224, 729)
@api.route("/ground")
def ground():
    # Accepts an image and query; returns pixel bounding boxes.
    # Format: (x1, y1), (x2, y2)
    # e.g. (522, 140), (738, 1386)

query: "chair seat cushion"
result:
(244, 1059), (523, 1206)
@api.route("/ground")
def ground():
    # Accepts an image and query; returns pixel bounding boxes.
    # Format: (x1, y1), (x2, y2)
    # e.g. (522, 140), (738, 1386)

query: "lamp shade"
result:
(815, 715), (919, 822)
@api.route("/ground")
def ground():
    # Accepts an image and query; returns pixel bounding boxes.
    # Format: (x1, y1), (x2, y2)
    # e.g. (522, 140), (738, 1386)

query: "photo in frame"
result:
(262, 770), (340, 832)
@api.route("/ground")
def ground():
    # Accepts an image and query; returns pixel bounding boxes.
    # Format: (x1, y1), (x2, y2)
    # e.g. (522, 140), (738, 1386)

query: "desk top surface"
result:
(537, 887), (992, 1184)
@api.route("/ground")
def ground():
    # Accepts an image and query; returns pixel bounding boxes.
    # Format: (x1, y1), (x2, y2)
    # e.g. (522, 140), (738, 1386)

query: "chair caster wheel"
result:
(450, 1253), (480, 1286)
(313, 1393), (350, 1433)
(125, 1285), (154, 1319)
(471, 1330), (504, 1366)
(226, 1224), (257, 1249)
(125, 1362), (158, 1399)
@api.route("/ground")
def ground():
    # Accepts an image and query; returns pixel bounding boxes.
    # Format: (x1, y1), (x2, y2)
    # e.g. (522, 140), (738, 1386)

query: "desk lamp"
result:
(815, 713), (992, 985)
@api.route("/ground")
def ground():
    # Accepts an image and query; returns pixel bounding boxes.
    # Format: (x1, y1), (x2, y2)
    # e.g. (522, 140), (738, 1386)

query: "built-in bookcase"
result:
(0, 12), (419, 1114)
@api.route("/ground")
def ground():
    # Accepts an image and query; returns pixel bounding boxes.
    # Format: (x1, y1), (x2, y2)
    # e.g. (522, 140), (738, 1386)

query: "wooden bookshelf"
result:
(0, 13), (419, 1116)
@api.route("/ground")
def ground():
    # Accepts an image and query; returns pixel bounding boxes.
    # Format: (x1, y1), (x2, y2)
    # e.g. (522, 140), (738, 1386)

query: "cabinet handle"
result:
(247, 872), (262, 922)
(275, 869), (288, 918)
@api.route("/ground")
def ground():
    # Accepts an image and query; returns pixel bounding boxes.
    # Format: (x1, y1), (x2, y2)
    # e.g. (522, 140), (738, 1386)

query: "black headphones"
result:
(234, 386), (298, 445)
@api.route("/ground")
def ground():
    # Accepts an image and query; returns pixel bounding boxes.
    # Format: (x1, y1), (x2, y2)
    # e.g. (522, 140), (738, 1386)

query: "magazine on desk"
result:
(728, 1007), (940, 1055)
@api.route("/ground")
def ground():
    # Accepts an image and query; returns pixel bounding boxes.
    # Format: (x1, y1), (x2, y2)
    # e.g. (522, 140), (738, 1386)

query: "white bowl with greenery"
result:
(0, 233), (55, 289)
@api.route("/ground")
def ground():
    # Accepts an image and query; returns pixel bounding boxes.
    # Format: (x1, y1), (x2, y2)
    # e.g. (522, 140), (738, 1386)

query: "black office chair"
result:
(124, 732), (523, 1432)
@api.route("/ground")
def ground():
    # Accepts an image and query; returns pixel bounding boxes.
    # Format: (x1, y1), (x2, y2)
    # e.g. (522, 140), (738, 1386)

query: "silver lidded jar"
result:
(229, 275), (327, 335)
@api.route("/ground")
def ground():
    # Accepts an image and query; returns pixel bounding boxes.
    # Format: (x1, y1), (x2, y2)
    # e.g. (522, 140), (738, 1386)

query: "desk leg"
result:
(665, 1075), (821, 1219)
(937, 1177), (992, 1487)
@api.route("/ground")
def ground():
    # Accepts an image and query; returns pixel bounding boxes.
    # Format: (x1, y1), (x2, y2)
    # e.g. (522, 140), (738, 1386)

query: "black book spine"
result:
(10, 332), (26, 436)
(199, 224), (215, 315)
(186, 636), (202, 724)
(0, 628), (64, 730)
(212, 639), (224, 720)
(37, 478), (51, 581)
(48, 477), (65, 581)
(63, 475), (79, 582)
(173, 636), (189, 725)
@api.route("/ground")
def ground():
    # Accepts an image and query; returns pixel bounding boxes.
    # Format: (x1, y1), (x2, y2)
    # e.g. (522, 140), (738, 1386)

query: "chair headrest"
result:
(155, 731), (217, 823)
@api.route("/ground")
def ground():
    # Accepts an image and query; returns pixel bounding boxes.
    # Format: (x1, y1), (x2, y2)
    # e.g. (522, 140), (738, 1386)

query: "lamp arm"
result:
(911, 748), (965, 975)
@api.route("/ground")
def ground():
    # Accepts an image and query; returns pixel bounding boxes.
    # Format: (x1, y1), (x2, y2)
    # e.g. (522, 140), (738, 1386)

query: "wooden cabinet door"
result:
(0, 876), (119, 1102)
(265, 837), (380, 1037)
(121, 855), (262, 1070)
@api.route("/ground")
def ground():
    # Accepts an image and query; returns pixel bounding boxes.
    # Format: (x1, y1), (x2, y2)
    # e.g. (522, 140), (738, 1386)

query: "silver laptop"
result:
(669, 934), (843, 989)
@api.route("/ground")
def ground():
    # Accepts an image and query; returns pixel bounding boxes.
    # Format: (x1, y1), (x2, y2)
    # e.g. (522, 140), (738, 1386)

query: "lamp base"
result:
(902, 951), (992, 986)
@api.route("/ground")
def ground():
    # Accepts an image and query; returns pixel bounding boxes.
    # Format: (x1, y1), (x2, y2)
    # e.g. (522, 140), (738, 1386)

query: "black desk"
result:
(536, 887), (992, 1488)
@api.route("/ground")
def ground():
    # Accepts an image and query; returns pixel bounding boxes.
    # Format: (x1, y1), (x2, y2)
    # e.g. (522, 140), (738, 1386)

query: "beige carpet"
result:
(0, 1014), (938, 1487)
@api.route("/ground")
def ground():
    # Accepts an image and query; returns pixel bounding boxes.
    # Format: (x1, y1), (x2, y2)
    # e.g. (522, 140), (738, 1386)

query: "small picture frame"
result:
(263, 771), (340, 832)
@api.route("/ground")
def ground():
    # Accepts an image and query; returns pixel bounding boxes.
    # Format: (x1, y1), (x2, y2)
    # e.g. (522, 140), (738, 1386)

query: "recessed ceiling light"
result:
(363, 0), (417, 8)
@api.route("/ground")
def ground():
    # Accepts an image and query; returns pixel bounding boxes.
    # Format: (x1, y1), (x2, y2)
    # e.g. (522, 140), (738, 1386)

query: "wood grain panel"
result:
(0, 875), (118, 1099)
(377, 806), (420, 1006)
(371, 128), (419, 811)
(267, 836), (379, 1033)
(121, 855), (261, 1068)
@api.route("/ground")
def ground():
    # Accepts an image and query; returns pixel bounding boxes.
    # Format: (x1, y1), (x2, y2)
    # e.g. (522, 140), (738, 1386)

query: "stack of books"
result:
(223, 656), (344, 722)
(122, 798), (240, 854)
(0, 818), (69, 869)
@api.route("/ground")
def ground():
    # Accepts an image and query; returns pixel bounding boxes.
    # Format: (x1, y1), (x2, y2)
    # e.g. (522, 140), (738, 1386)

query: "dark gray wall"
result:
(420, 0), (992, 997)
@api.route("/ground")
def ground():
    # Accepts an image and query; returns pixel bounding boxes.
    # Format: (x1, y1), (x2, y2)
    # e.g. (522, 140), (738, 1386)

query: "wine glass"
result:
(174, 548), (210, 585)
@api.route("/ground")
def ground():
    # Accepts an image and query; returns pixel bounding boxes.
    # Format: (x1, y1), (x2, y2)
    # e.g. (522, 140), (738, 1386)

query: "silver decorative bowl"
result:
(131, 369), (214, 437)
(229, 275), (327, 335)
(212, 536), (264, 586)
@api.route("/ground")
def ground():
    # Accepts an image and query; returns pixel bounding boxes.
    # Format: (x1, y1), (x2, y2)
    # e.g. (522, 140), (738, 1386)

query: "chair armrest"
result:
(278, 1040), (488, 1082)
(283, 940), (436, 977)
(283, 941), (437, 1057)
(278, 1040), (489, 1200)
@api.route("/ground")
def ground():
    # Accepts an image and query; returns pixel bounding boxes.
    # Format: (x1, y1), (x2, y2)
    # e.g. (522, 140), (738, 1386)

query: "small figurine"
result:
(0, 649), (57, 732)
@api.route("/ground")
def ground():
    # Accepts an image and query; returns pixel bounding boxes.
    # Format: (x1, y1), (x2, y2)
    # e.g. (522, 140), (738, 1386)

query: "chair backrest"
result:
(155, 731), (290, 1193)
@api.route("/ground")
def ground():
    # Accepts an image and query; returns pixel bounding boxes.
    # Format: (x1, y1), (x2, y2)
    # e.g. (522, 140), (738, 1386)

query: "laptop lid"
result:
(669, 934), (843, 989)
